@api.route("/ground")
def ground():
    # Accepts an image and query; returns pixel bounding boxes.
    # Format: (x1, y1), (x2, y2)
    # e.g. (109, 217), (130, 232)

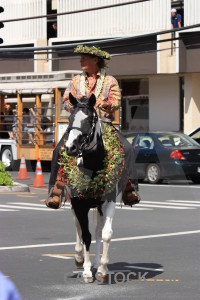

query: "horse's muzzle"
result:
(65, 144), (78, 156)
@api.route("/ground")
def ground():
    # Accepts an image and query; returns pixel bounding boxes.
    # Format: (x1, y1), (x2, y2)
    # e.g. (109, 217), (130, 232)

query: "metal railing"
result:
(0, 105), (56, 146)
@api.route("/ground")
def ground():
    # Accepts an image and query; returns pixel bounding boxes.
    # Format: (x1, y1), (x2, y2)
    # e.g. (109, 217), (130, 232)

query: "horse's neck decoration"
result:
(61, 93), (124, 283)
(65, 93), (106, 179)
(61, 94), (124, 198)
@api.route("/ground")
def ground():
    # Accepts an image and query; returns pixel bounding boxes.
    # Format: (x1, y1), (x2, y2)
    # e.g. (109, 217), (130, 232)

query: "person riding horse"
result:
(47, 45), (138, 208)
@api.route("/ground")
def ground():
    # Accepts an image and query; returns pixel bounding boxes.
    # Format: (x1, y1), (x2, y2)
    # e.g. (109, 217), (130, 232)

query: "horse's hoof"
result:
(96, 272), (108, 283)
(74, 258), (84, 268)
(83, 277), (94, 283)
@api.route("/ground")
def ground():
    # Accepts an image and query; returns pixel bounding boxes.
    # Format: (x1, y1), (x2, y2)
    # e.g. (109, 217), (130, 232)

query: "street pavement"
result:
(0, 172), (200, 300)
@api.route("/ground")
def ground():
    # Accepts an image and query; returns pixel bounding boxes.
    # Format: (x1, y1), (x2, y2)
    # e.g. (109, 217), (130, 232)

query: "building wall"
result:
(0, 59), (34, 73)
(52, 53), (157, 75)
(0, 0), (47, 44)
(57, 0), (171, 40)
(184, 73), (200, 134)
(184, 0), (200, 30)
(149, 75), (180, 131)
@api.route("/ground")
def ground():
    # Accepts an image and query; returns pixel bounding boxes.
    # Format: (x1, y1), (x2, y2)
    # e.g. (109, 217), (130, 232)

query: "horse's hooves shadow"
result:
(67, 262), (164, 284)
(95, 262), (164, 285)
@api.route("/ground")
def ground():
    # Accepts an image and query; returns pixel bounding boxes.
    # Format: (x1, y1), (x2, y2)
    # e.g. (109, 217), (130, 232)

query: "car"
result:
(188, 126), (200, 144)
(124, 131), (200, 184)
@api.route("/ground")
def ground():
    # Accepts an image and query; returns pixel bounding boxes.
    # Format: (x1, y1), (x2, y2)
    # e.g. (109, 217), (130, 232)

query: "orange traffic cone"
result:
(15, 154), (31, 180)
(30, 158), (45, 188)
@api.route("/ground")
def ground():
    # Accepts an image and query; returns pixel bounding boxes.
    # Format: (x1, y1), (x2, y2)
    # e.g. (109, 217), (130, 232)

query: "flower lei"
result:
(60, 123), (125, 199)
(80, 68), (105, 99)
(74, 45), (111, 60)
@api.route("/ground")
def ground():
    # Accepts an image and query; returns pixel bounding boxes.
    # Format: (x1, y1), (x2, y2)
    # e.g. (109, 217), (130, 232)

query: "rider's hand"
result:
(96, 99), (111, 112)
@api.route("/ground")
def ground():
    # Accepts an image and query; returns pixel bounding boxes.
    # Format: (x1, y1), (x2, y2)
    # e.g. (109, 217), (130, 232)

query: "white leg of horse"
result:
(71, 208), (84, 267)
(97, 198), (117, 278)
(83, 244), (93, 283)
(93, 211), (104, 269)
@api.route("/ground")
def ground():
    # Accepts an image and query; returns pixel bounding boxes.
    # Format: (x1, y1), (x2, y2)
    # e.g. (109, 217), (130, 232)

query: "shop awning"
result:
(0, 80), (70, 95)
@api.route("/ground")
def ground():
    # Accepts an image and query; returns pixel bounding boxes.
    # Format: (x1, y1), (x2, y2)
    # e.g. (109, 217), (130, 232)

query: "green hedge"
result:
(0, 161), (13, 186)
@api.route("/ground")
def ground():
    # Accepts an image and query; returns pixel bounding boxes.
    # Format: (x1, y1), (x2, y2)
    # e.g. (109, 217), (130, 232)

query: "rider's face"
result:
(80, 54), (98, 72)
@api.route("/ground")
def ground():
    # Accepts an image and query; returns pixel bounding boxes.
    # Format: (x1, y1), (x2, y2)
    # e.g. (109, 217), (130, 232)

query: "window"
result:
(137, 135), (154, 149)
(157, 133), (196, 147)
(121, 79), (149, 132)
(126, 134), (137, 145)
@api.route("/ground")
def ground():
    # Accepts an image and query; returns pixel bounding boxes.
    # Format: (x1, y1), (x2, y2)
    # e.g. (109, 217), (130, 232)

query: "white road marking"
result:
(8, 202), (71, 210)
(140, 183), (200, 189)
(0, 204), (58, 212)
(116, 206), (152, 211)
(0, 209), (19, 212)
(43, 255), (73, 260)
(141, 200), (200, 207)
(9, 202), (45, 207)
(129, 204), (195, 210)
(0, 229), (200, 251)
(167, 200), (200, 204)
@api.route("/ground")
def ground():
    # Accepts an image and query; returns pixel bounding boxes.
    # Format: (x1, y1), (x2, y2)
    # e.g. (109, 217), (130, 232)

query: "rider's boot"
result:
(122, 179), (141, 207)
(45, 173), (65, 209)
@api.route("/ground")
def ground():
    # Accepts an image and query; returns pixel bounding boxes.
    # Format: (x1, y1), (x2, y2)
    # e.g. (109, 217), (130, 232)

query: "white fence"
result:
(57, 0), (171, 40)
(0, 0), (47, 44)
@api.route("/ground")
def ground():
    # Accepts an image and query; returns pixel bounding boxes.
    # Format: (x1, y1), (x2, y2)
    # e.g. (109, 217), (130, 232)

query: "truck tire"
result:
(0, 146), (14, 171)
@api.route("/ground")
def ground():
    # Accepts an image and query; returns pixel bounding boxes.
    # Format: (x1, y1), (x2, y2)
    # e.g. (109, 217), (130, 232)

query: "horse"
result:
(64, 92), (123, 283)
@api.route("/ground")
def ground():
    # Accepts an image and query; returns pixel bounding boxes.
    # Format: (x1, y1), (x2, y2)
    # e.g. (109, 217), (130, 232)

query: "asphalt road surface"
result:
(0, 172), (200, 300)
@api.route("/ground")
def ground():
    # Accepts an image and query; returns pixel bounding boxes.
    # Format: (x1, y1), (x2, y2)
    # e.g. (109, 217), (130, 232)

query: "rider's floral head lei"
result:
(74, 45), (111, 60)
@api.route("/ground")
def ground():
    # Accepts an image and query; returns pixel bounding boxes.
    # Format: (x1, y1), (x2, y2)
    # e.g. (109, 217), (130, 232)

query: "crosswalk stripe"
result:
(9, 202), (71, 209)
(0, 209), (19, 212)
(167, 200), (200, 204)
(135, 204), (195, 209)
(116, 206), (152, 211)
(0, 204), (59, 212)
(9, 202), (50, 207)
(142, 200), (199, 208)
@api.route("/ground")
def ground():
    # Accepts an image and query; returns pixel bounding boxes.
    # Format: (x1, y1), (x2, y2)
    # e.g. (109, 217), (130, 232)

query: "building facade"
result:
(0, 0), (199, 134)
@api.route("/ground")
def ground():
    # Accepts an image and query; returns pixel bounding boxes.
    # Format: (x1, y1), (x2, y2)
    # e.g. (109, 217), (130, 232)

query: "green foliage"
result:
(74, 45), (111, 60)
(60, 123), (125, 198)
(0, 161), (13, 186)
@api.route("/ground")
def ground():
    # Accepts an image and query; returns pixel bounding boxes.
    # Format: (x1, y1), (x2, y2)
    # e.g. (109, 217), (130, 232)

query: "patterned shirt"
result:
(63, 72), (121, 121)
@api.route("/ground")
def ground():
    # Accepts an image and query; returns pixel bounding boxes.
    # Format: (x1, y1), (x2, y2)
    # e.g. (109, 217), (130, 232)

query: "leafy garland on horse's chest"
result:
(59, 124), (125, 198)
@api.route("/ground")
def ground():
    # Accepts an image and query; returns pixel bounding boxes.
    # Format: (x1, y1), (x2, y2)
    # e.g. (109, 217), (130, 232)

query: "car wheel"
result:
(146, 163), (162, 184)
(190, 176), (200, 184)
(0, 146), (14, 171)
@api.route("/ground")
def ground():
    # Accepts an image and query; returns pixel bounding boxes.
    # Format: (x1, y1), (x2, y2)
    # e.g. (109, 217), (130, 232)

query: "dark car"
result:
(124, 131), (200, 184)
(188, 127), (200, 144)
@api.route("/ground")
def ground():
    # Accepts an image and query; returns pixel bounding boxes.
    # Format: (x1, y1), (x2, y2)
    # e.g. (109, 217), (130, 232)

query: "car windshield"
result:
(157, 133), (199, 147)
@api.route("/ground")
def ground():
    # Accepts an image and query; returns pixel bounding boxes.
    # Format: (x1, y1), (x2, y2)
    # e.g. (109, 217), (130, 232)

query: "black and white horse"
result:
(65, 93), (122, 283)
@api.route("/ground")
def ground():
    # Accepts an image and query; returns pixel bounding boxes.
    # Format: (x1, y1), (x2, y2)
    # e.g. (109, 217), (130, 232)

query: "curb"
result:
(0, 182), (30, 193)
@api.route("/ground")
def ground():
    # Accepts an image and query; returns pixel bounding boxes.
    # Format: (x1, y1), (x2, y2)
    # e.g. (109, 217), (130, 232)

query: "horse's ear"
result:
(89, 93), (96, 107)
(69, 93), (77, 106)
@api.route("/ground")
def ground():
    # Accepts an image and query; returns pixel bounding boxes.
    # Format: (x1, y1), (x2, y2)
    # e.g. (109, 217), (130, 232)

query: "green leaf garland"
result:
(60, 124), (124, 198)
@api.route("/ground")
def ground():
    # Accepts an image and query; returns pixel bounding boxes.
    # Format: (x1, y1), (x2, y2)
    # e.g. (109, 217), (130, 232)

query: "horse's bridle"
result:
(66, 104), (99, 157)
